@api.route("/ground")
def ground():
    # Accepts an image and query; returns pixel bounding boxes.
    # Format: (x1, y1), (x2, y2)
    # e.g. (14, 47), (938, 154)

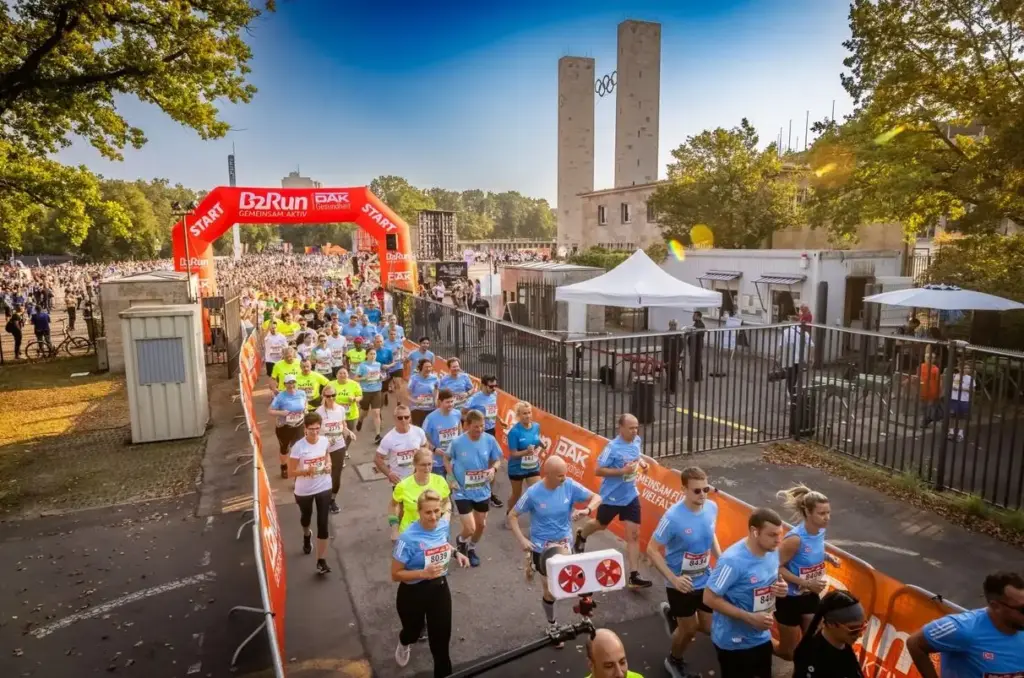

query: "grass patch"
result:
(0, 358), (203, 518)
(764, 441), (1024, 550)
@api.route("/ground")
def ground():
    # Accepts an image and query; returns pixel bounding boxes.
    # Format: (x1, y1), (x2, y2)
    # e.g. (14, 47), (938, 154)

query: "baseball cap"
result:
(283, 374), (297, 384)
(354, 337), (364, 344)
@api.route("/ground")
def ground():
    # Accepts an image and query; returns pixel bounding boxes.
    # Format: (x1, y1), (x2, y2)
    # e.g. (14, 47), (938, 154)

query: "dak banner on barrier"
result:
(407, 340), (963, 678)
(237, 333), (287, 670)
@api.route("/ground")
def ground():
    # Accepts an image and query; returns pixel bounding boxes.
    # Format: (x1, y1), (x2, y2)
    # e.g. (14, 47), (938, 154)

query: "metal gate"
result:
(203, 295), (242, 377)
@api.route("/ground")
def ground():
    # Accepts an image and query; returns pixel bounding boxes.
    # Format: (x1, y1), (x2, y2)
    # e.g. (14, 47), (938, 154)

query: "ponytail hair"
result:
(776, 484), (829, 522)
(799, 590), (863, 654)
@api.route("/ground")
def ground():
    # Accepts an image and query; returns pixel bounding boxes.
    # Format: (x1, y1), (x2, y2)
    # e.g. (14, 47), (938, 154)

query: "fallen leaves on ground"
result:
(763, 441), (1024, 550)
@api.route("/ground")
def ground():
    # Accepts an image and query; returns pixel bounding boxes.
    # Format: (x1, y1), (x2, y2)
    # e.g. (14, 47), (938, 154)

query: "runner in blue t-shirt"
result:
(439, 357), (474, 408)
(341, 317), (362, 340)
(355, 348), (384, 444)
(574, 413), (652, 589)
(704, 507), (789, 678)
(463, 374), (504, 509)
(444, 410), (502, 568)
(510, 455), (600, 638)
(504, 400), (544, 520)
(422, 389), (461, 476)
(406, 337), (435, 374)
(776, 485), (840, 662)
(382, 328), (405, 401)
(647, 466), (722, 678)
(908, 571), (1024, 678)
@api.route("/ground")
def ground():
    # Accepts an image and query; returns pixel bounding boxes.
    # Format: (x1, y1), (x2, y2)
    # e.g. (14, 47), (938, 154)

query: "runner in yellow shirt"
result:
(270, 346), (302, 393)
(389, 449), (450, 538)
(294, 359), (330, 409)
(346, 336), (368, 371)
(327, 367), (363, 427)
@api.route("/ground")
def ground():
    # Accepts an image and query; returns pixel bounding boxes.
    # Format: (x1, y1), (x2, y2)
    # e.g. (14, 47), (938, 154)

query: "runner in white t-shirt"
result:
(949, 363), (974, 442)
(325, 328), (347, 380)
(375, 404), (430, 486)
(288, 411), (333, 576)
(263, 323), (289, 377)
(316, 385), (352, 515)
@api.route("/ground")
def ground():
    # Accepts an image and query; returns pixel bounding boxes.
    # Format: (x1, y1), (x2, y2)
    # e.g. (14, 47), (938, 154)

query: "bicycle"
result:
(26, 319), (92, 362)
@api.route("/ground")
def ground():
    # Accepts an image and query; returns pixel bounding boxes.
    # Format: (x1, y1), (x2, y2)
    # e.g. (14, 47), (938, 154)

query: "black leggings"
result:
(275, 425), (303, 456)
(715, 641), (773, 678)
(396, 579), (452, 677)
(329, 448), (346, 495)
(295, 490), (331, 539)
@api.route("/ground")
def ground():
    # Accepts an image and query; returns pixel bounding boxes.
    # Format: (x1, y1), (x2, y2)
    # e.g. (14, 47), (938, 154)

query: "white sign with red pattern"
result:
(545, 549), (626, 600)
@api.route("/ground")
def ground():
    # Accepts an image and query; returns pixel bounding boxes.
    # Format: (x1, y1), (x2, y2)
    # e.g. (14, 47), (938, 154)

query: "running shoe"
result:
(374, 434), (382, 445)
(394, 642), (411, 667)
(467, 548), (481, 568)
(316, 559), (331, 575)
(280, 464), (288, 479)
(628, 572), (653, 589)
(663, 655), (700, 678)
(329, 500), (340, 514)
(573, 530), (587, 554)
(660, 601), (677, 637)
(356, 418), (363, 431)
(489, 495), (504, 508)
(302, 533), (312, 555)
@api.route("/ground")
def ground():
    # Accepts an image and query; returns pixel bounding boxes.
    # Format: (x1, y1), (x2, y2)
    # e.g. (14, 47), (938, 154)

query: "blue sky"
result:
(58, 0), (855, 205)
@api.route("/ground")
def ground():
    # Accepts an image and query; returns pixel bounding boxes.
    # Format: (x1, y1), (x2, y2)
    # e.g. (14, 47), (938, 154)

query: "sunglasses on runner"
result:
(689, 486), (712, 495)
(323, 393), (336, 398)
(395, 415), (411, 420)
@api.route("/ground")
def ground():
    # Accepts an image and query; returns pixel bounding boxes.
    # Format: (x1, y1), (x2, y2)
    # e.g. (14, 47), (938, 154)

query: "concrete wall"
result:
(614, 20), (661, 188)
(578, 182), (662, 249)
(100, 279), (193, 373)
(556, 56), (595, 251)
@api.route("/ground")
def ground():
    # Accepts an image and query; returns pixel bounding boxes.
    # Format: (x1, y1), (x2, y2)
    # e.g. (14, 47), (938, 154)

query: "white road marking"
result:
(30, 572), (217, 639)
(203, 516), (215, 532)
(200, 551), (211, 567)
(187, 662), (202, 675)
(830, 539), (919, 557)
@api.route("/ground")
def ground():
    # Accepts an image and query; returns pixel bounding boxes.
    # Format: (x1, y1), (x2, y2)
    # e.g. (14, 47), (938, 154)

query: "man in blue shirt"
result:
(510, 455), (600, 637)
(423, 389), (461, 476)
(406, 337), (435, 373)
(908, 571), (1024, 678)
(30, 307), (51, 346)
(574, 413), (652, 589)
(463, 374), (503, 509)
(703, 507), (789, 678)
(647, 466), (722, 678)
(444, 410), (503, 567)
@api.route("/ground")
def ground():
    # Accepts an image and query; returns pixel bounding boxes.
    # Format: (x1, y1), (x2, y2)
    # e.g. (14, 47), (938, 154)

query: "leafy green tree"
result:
(369, 175), (435, 226)
(276, 223), (356, 251)
(648, 119), (803, 249)
(806, 0), (1024, 238)
(0, 0), (275, 251)
(567, 247), (630, 271)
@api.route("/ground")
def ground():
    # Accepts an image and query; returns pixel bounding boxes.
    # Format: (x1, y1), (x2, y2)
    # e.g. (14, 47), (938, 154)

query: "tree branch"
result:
(0, 2), (83, 102)
(29, 48), (189, 93)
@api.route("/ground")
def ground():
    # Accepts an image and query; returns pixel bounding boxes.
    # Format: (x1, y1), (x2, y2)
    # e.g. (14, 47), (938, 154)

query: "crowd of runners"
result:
(11, 251), (1017, 677)
(240, 252), (1024, 678)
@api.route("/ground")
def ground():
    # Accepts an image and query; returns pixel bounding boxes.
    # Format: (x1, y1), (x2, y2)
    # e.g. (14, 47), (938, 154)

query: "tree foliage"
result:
(806, 0), (1024, 238)
(371, 176), (555, 242)
(647, 119), (804, 249)
(0, 0), (275, 251)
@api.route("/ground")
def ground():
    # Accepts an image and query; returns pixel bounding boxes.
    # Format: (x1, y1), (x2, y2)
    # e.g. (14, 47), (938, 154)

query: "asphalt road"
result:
(0, 497), (270, 678)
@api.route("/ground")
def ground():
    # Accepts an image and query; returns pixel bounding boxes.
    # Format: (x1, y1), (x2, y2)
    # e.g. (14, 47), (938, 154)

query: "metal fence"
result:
(391, 291), (1024, 510)
(203, 295), (242, 377)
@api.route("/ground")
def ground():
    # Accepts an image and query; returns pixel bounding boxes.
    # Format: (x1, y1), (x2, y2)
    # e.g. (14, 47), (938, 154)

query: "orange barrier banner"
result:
(405, 339), (964, 678)
(238, 332), (286, 669)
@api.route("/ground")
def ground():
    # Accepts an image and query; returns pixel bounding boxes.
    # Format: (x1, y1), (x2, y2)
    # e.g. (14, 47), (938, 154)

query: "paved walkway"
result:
(247, 388), (1024, 678)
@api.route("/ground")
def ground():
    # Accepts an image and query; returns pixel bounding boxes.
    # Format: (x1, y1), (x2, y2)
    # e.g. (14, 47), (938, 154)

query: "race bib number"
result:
(285, 411), (304, 425)
(316, 363), (332, 375)
(395, 449), (415, 467)
(800, 563), (826, 585)
(464, 469), (489, 489)
(520, 453), (539, 470)
(485, 404), (498, 419)
(623, 470), (638, 483)
(300, 384), (314, 396)
(543, 539), (570, 552)
(267, 347), (283, 362)
(331, 349), (345, 359)
(439, 427), (458, 444)
(753, 585), (775, 612)
(681, 551), (710, 574)
(323, 420), (343, 439)
(424, 544), (451, 573)
(306, 455), (328, 475)
(364, 367), (381, 383)
(413, 393), (433, 407)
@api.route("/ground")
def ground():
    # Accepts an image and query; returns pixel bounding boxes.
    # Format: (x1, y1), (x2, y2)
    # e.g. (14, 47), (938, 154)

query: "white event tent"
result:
(555, 249), (722, 308)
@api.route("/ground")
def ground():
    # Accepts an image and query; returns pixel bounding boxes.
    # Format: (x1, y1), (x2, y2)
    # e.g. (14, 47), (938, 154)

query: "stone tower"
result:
(614, 20), (661, 188)
(556, 56), (595, 249)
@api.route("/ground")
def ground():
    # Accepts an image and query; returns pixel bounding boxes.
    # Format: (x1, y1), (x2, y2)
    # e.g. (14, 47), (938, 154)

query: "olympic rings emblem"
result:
(595, 71), (617, 98)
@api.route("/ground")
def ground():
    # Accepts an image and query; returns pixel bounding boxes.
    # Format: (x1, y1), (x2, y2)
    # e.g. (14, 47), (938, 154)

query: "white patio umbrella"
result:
(863, 284), (1024, 312)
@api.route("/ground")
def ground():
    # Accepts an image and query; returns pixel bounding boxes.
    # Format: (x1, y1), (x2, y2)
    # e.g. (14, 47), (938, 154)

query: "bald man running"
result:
(510, 456), (601, 639)
(575, 413), (653, 589)
(586, 628), (645, 678)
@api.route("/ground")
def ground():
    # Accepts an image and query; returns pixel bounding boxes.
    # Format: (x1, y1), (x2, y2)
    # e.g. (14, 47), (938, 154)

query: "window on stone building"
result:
(598, 205), (607, 225)
(646, 202), (656, 222)
(621, 203), (631, 224)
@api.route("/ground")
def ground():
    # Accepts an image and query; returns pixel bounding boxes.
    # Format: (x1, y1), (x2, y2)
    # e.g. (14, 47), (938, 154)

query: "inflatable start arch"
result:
(170, 186), (418, 293)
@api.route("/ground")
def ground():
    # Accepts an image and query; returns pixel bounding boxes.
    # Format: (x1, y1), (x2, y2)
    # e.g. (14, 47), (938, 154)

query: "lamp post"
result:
(172, 200), (199, 302)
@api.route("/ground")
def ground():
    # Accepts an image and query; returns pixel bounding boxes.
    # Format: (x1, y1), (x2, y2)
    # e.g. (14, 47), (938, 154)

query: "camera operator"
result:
(585, 628), (645, 678)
